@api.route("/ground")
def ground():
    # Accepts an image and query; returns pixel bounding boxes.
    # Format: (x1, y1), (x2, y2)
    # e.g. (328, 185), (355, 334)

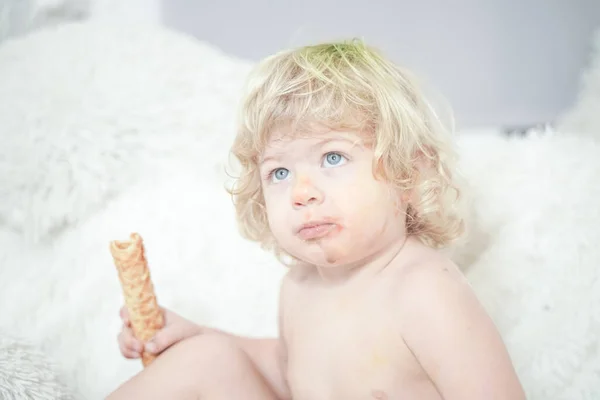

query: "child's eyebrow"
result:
(260, 152), (283, 165)
(316, 136), (363, 150)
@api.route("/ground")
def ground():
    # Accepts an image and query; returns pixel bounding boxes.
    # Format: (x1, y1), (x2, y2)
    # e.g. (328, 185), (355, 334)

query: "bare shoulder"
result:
(390, 243), (526, 399)
(386, 239), (472, 310)
(394, 247), (474, 314)
(391, 247), (484, 340)
(393, 251), (487, 343)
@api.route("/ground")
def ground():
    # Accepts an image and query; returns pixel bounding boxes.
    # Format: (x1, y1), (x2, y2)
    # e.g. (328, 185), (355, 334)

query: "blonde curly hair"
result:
(228, 39), (465, 254)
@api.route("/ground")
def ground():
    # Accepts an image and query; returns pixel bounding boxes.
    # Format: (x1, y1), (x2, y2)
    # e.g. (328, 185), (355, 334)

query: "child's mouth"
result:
(297, 222), (338, 241)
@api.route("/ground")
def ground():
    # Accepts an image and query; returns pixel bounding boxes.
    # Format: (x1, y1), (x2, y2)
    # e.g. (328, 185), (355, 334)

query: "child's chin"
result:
(297, 250), (351, 269)
(285, 237), (359, 268)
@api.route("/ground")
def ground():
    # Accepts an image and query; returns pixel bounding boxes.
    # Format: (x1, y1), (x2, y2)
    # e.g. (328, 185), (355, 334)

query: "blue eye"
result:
(323, 152), (347, 167)
(271, 168), (290, 182)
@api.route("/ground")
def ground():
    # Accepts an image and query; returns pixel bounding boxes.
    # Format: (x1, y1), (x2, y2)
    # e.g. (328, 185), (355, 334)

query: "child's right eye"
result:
(270, 168), (290, 183)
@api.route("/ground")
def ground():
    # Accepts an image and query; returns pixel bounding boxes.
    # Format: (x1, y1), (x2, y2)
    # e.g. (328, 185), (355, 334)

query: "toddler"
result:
(108, 40), (525, 399)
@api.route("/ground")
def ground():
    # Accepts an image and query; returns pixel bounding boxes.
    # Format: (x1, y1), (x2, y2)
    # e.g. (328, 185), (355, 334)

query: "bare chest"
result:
(282, 286), (438, 400)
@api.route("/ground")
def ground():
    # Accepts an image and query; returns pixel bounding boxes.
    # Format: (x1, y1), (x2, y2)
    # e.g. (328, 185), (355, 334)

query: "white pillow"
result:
(0, 21), (253, 242)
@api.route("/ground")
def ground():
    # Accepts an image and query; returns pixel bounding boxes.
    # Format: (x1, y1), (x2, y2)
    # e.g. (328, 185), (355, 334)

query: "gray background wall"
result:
(162, 0), (600, 130)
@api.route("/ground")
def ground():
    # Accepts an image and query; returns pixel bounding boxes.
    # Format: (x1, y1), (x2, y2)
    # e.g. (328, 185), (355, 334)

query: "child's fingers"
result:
(144, 325), (186, 355)
(119, 306), (130, 326)
(118, 326), (143, 358)
(119, 339), (140, 359)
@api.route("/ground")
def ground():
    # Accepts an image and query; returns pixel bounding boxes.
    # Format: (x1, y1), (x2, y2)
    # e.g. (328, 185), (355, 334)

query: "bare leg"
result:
(107, 333), (279, 400)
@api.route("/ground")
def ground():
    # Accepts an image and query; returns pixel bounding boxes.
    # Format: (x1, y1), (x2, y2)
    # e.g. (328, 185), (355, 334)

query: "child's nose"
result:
(292, 176), (324, 208)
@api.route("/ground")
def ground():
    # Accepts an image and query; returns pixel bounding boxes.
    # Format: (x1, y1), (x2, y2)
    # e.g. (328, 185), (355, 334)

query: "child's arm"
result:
(113, 302), (290, 399)
(398, 263), (526, 399)
(118, 309), (291, 400)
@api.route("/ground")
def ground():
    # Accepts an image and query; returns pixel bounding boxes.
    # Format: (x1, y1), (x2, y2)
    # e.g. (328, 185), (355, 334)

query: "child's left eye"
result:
(322, 152), (347, 168)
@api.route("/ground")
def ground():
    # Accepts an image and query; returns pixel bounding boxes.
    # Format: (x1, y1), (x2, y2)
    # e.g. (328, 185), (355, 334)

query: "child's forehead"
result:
(261, 127), (367, 156)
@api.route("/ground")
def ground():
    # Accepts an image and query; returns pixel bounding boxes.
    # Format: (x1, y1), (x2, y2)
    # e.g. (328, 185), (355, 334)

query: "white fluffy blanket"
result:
(0, 332), (75, 399)
(1, 22), (599, 399)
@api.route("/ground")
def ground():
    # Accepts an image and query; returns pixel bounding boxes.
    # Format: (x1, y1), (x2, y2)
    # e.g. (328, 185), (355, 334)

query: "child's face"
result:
(259, 127), (408, 268)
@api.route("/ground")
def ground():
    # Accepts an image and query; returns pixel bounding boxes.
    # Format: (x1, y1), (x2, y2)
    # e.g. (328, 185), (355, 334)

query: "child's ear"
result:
(393, 190), (410, 217)
(401, 191), (411, 203)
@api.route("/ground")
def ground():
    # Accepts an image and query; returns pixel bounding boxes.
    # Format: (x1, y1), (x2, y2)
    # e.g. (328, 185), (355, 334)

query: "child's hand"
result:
(117, 306), (203, 359)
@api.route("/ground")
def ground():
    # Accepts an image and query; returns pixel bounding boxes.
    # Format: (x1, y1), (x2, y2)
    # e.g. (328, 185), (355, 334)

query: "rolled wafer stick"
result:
(109, 233), (164, 367)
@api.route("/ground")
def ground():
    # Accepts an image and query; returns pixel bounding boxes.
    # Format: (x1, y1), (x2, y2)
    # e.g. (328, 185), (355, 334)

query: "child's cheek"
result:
(323, 169), (360, 199)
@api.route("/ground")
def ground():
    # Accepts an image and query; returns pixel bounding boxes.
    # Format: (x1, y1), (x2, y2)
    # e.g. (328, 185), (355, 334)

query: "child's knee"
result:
(183, 333), (252, 375)
(151, 334), (276, 398)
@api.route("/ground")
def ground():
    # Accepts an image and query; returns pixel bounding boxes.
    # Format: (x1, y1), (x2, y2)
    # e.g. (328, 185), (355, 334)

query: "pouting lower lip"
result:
(297, 223), (337, 240)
